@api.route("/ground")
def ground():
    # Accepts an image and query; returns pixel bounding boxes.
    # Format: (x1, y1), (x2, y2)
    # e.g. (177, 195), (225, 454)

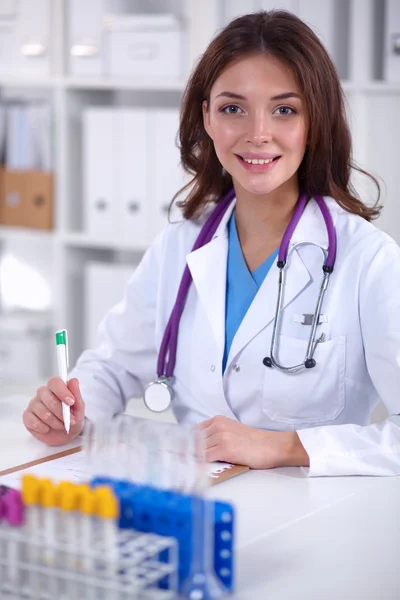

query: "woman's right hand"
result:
(23, 377), (85, 446)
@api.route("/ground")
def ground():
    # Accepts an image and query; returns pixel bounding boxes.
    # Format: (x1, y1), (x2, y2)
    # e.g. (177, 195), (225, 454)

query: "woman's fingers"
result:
(36, 385), (65, 421)
(31, 398), (67, 431)
(22, 408), (50, 435)
(47, 376), (75, 407)
(66, 378), (85, 421)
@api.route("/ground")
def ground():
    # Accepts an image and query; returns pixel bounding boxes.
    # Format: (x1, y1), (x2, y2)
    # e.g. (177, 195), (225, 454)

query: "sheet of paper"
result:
(0, 452), (89, 490)
(0, 451), (235, 490)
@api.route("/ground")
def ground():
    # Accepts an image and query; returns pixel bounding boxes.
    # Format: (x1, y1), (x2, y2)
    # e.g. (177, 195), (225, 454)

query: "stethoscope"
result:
(143, 189), (337, 412)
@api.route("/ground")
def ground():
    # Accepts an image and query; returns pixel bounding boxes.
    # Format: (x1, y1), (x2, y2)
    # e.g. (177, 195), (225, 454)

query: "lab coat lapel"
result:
(228, 248), (311, 361)
(228, 197), (330, 362)
(186, 202), (235, 354)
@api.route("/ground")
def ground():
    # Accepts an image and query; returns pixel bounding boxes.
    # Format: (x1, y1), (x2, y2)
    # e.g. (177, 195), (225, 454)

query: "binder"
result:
(68, 0), (104, 76)
(384, 0), (400, 82)
(5, 104), (22, 170)
(84, 261), (136, 349)
(298, 0), (349, 79)
(115, 109), (151, 247)
(83, 108), (116, 238)
(348, 0), (375, 83)
(149, 109), (188, 239)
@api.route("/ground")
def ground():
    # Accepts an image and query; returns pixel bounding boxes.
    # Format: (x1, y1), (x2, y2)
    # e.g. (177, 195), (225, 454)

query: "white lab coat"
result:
(71, 196), (400, 477)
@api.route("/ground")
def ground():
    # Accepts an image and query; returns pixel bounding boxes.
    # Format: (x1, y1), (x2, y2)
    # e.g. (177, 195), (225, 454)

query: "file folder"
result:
(149, 109), (188, 239)
(384, 0), (400, 82)
(115, 108), (150, 247)
(83, 108), (116, 238)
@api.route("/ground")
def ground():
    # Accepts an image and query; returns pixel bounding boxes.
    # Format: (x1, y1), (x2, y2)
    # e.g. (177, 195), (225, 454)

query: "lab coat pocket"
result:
(262, 335), (346, 424)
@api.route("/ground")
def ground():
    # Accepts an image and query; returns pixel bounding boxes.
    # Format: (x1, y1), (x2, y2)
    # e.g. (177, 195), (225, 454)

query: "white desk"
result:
(1, 384), (399, 600)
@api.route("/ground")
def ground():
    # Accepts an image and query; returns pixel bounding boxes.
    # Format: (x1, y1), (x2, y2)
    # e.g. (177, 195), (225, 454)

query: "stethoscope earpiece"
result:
(263, 357), (272, 368)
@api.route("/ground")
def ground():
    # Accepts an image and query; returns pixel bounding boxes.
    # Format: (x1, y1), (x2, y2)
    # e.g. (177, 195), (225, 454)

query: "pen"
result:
(55, 329), (70, 434)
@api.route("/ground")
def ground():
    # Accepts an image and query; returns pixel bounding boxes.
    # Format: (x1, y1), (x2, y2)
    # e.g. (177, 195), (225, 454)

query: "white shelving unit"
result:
(0, 0), (399, 374)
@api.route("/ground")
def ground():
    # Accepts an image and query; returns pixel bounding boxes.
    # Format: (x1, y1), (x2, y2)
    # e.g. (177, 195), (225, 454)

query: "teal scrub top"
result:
(223, 212), (279, 372)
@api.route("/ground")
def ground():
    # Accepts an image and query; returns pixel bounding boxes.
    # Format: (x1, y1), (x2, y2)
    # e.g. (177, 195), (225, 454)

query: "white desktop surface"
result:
(1, 383), (399, 599)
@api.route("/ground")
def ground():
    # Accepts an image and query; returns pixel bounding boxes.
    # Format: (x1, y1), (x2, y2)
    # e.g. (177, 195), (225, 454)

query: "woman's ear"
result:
(202, 100), (212, 139)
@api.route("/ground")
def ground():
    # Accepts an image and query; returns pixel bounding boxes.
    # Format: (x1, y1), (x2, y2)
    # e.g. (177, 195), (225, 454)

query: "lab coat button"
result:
(210, 365), (215, 372)
(233, 364), (240, 372)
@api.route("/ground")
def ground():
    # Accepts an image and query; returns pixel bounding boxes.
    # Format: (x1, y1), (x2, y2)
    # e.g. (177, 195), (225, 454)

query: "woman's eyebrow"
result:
(215, 91), (247, 100)
(215, 91), (301, 101)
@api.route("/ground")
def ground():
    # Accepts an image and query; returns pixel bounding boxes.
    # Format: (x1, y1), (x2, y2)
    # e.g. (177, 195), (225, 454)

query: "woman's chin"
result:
(235, 179), (281, 197)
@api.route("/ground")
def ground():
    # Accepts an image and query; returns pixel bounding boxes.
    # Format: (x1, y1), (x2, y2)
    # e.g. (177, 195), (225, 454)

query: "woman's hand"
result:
(195, 415), (309, 469)
(23, 377), (85, 446)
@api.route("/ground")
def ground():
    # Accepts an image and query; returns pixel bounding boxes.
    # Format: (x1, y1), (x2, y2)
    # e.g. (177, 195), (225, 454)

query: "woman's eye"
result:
(274, 106), (296, 116)
(221, 105), (243, 115)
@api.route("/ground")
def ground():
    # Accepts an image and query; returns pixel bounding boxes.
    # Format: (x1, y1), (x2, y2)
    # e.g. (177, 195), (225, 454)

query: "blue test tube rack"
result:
(91, 477), (235, 595)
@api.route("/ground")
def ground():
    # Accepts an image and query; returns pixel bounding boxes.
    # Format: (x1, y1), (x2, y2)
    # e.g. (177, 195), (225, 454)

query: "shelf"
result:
(0, 76), (60, 88)
(62, 76), (185, 92)
(342, 81), (400, 94)
(60, 231), (147, 252)
(0, 225), (57, 243)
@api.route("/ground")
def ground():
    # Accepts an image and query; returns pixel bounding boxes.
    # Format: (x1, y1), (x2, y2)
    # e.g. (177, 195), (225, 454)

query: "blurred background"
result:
(0, 0), (399, 405)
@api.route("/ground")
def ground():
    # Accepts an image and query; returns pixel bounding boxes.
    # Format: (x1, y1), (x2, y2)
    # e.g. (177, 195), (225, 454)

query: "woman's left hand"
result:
(195, 415), (309, 470)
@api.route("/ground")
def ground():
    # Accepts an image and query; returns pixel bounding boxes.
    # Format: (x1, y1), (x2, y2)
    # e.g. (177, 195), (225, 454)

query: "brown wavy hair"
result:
(174, 10), (381, 221)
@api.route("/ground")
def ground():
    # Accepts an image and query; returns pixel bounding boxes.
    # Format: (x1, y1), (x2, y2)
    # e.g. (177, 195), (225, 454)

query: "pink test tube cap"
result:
(4, 489), (24, 526)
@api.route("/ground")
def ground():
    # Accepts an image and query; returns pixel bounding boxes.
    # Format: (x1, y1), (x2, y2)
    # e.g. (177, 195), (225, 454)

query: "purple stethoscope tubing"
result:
(156, 189), (336, 383)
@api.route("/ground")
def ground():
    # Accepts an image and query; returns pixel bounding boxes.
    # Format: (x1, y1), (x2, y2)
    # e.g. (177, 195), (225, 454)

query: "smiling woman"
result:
(202, 54), (308, 213)
(178, 11), (380, 223)
(22, 10), (400, 480)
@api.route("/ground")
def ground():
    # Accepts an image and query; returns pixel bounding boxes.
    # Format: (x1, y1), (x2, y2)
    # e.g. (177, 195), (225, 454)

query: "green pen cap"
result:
(55, 330), (67, 345)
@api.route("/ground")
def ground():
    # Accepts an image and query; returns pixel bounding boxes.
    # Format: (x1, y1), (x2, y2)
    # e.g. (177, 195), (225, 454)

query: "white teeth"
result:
(243, 157), (275, 164)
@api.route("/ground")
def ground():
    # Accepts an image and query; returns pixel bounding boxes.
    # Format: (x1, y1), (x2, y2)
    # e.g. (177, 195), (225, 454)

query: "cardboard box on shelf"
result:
(0, 168), (53, 230)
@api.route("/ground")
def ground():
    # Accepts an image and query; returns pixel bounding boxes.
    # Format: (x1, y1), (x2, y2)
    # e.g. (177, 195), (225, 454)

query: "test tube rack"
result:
(92, 477), (235, 594)
(0, 486), (178, 599)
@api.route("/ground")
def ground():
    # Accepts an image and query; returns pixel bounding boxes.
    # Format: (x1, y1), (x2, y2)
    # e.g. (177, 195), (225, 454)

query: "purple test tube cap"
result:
(4, 489), (24, 526)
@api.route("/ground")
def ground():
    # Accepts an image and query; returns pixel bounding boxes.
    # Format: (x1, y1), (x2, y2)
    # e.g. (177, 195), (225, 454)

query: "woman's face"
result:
(203, 53), (308, 198)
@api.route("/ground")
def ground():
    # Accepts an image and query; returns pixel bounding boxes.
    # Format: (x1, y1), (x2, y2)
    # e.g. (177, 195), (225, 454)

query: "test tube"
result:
(58, 481), (80, 597)
(0, 494), (5, 591)
(93, 486), (119, 579)
(77, 485), (98, 600)
(3, 489), (24, 591)
(39, 480), (59, 595)
(181, 428), (227, 600)
(21, 475), (41, 591)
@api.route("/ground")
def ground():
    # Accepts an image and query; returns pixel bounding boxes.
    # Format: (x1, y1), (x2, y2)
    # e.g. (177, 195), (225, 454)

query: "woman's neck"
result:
(233, 180), (300, 272)
(234, 181), (300, 245)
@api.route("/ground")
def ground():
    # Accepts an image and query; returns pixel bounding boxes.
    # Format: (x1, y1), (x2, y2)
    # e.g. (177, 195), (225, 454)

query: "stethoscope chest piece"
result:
(144, 377), (174, 412)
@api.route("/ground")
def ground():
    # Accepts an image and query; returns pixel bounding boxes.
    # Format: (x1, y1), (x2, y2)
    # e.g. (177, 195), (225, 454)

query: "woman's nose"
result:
(246, 112), (273, 145)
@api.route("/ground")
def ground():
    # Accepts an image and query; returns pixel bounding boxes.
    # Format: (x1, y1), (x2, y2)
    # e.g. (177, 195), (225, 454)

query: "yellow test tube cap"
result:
(40, 480), (58, 508)
(94, 486), (119, 519)
(58, 481), (79, 511)
(77, 485), (97, 515)
(21, 475), (40, 505)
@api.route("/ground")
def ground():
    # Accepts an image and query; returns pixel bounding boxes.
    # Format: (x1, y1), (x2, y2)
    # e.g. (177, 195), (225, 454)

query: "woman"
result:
(23, 11), (400, 476)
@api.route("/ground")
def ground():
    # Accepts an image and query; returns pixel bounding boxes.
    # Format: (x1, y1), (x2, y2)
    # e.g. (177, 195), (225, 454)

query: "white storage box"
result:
(0, 312), (52, 381)
(103, 13), (183, 79)
(68, 0), (104, 76)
